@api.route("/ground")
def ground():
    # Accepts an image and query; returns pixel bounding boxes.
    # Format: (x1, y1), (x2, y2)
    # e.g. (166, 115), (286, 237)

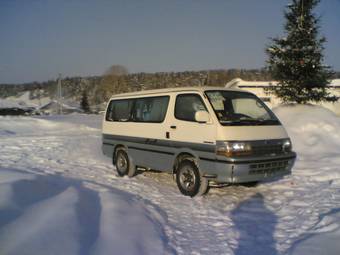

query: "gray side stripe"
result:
(129, 146), (175, 155)
(102, 134), (216, 153)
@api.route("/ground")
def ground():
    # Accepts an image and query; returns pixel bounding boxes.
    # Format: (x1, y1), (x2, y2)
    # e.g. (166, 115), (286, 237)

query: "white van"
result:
(102, 87), (296, 197)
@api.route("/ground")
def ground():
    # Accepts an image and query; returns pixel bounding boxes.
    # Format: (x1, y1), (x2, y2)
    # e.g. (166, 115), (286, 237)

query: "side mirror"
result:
(195, 111), (211, 123)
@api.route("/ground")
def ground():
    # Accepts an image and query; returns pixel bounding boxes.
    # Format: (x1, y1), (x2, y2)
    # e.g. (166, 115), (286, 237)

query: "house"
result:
(225, 78), (340, 115)
(0, 98), (36, 116)
(39, 100), (82, 115)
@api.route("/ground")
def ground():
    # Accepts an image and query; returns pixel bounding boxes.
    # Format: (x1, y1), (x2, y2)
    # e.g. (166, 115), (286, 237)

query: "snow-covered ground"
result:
(0, 105), (340, 255)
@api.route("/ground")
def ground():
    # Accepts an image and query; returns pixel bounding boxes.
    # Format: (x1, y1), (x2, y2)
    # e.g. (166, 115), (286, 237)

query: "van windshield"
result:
(205, 90), (280, 126)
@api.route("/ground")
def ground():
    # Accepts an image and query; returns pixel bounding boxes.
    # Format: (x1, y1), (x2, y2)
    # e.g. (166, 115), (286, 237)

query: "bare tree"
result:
(104, 65), (128, 76)
(96, 65), (130, 102)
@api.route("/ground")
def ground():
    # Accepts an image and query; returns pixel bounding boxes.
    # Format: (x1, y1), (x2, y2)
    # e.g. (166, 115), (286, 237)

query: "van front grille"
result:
(249, 160), (288, 175)
(252, 144), (284, 156)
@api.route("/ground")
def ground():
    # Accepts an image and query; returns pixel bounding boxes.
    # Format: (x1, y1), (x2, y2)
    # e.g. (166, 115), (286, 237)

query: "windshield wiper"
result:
(220, 119), (260, 125)
(258, 119), (280, 125)
(220, 118), (279, 126)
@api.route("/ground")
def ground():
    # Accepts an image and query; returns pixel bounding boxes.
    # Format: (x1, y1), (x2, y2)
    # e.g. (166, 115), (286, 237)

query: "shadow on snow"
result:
(231, 193), (278, 255)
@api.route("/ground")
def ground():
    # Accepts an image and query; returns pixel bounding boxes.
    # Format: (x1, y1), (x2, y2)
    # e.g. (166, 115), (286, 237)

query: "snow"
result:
(289, 211), (340, 255)
(0, 186), (79, 255)
(274, 105), (340, 158)
(6, 91), (51, 108)
(0, 104), (340, 254)
(92, 192), (168, 255)
(0, 98), (34, 109)
(0, 169), (169, 255)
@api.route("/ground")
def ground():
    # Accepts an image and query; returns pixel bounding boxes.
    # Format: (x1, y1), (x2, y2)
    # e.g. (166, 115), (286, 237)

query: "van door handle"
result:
(170, 125), (177, 129)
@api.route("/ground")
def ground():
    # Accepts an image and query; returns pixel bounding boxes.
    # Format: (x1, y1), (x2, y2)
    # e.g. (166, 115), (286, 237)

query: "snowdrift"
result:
(0, 115), (98, 137)
(274, 104), (340, 158)
(0, 169), (169, 255)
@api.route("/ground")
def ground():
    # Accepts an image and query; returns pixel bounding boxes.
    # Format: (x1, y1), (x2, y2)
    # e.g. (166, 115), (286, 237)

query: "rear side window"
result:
(106, 96), (169, 123)
(175, 94), (207, 122)
(106, 99), (133, 121)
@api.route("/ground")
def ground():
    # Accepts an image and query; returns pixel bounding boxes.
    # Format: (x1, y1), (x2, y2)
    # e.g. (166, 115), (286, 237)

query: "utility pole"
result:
(37, 85), (42, 107)
(57, 73), (63, 114)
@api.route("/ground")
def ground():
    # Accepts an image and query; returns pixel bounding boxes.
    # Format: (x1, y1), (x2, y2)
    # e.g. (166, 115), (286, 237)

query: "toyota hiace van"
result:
(102, 87), (296, 196)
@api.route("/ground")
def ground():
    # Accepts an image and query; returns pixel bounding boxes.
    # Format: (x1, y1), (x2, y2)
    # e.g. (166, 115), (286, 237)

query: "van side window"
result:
(106, 96), (169, 123)
(106, 99), (133, 122)
(175, 94), (207, 122)
(132, 96), (169, 122)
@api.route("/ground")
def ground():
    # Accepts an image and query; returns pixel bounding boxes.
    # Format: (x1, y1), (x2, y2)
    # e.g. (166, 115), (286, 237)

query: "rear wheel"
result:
(115, 150), (129, 176)
(176, 160), (208, 197)
(114, 149), (136, 177)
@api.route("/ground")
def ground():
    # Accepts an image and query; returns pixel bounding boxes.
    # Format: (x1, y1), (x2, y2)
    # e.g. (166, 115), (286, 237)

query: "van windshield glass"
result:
(205, 90), (280, 126)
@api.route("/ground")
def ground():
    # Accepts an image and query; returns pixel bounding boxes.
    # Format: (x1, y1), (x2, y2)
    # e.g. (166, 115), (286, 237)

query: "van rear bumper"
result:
(201, 152), (296, 183)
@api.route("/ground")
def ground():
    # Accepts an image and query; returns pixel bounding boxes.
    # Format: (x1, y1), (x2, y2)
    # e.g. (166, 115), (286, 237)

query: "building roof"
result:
(225, 78), (278, 88)
(0, 98), (36, 109)
(39, 100), (80, 111)
(226, 78), (340, 88)
(330, 79), (340, 86)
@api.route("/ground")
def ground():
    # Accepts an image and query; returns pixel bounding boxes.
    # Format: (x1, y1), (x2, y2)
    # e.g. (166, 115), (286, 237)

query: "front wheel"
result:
(176, 160), (208, 197)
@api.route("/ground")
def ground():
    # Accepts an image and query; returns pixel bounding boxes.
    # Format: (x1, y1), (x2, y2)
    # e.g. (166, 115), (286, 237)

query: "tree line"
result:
(0, 68), (274, 110)
(1, 67), (339, 111)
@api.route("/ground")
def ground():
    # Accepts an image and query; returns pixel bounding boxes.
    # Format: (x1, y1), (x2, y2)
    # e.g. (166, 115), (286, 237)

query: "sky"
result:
(0, 0), (339, 84)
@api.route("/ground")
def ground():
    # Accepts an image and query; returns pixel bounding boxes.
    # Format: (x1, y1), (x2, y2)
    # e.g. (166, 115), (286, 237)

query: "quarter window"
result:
(106, 99), (133, 122)
(175, 94), (207, 122)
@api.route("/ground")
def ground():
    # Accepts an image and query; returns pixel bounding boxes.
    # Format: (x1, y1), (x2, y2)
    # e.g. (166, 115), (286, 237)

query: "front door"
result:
(169, 93), (216, 151)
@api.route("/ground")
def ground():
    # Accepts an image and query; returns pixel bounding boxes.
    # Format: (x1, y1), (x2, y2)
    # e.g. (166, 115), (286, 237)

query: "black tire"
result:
(114, 149), (137, 177)
(127, 158), (137, 178)
(242, 181), (259, 187)
(115, 150), (129, 176)
(176, 160), (208, 197)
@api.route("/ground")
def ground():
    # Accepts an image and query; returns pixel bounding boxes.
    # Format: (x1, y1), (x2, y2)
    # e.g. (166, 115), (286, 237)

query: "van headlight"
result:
(282, 139), (292, 152)
(216, 141), (252, 157)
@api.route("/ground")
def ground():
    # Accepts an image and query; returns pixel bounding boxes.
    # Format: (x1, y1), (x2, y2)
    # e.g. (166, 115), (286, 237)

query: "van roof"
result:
(109, 86), (245, 99)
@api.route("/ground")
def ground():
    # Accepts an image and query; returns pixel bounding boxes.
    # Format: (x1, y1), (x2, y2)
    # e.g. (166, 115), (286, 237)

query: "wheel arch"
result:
(172, 149), (200, 174)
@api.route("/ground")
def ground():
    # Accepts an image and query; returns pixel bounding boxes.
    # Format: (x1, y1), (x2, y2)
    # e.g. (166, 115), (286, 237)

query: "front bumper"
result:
(200, 152), (296, 183)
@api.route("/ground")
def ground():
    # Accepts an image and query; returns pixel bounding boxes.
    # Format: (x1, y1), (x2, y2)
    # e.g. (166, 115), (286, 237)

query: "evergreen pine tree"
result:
(80, 90), (90, 113)
(266, 0), (337, 104)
